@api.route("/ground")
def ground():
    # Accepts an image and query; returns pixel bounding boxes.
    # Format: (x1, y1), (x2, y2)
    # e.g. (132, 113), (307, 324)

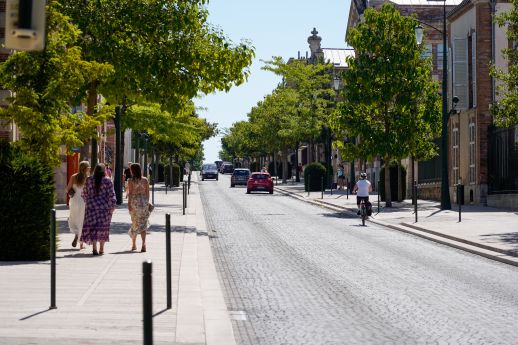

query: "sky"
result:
(195, 0), (352, 163)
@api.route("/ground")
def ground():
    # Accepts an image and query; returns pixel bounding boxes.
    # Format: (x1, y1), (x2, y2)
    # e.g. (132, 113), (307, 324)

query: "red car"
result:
(247, 172), (274, 194)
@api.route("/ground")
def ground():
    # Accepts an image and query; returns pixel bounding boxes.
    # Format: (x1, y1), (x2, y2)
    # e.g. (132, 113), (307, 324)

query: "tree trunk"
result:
(397, 161), (402, 202)
(87, 81), (98, 168)
(282, 147), (288, 184)
(384, 159), (392, 207)
(273, 151), (278, 179)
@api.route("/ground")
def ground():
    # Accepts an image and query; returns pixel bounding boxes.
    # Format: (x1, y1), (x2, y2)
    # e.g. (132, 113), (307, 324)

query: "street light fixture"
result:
(414, 0), (451, 210)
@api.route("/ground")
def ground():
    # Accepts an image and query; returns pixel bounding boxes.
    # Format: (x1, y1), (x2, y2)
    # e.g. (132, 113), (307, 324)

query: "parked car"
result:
(214, 160), (223, 170)
(220, 163), (234, 174)
(201, 163), (219, 181)
(231, 168), (250, 187)
(247, 172), (273, 194)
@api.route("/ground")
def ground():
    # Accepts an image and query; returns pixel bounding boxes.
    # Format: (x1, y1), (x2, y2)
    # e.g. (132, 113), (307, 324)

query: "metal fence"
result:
(418, 139), (442, 183)
(488, 125), (518, 194)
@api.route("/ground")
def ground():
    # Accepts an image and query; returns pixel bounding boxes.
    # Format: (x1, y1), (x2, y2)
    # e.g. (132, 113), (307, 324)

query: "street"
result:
(200, 174), (518, 345)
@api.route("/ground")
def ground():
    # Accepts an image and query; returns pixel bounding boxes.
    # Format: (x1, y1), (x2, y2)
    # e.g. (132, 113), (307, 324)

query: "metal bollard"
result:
(377, 183), (380, 214)
(307, 174), (311, 197)
(165, 214), (172, 309)
(457, 183), (462, 223)
(188, 173), (191, 194)
(346, 178), (349, 199)
(50, 209), (57, 310)
(414, 181), (418, 223)
(143, 260), (153, 345)
(182, 183), (186, 215)
(321, 176), (324, 199)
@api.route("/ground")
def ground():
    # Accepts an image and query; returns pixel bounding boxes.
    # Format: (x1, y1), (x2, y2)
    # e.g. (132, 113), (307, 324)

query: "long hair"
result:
(93, 163), (106, 194)
(130, 163), (142, 180)
(76, 161), (90, 186)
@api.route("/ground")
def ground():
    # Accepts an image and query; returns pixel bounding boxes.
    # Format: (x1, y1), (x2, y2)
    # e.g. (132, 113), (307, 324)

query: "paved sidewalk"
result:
(0, 174), (235, 345)
(275, 180), (518, 267)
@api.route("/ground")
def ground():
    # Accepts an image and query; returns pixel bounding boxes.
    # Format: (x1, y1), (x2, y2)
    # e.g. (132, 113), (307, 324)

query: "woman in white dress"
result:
(66, 161), (90, 249)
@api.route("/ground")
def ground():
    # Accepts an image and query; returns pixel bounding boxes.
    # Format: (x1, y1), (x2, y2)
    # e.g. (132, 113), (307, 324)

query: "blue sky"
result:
(196, 0), (351, 163)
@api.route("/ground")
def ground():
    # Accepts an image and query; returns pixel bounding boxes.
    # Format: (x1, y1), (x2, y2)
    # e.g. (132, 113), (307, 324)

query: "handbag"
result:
(67, 189), (76, 198)
(147, 203), (154, 213)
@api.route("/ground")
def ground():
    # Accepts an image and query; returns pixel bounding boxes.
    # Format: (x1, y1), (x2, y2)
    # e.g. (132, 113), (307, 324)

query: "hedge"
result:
(0, 142), (54, 260)
(304, 162), (326, 192)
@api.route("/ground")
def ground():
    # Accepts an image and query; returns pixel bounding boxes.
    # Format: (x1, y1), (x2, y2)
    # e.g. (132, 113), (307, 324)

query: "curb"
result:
(274, 186), (518, 268)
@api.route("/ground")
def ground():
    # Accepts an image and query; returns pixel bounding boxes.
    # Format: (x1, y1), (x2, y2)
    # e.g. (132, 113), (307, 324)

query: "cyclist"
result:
(353, 172), (372, 215)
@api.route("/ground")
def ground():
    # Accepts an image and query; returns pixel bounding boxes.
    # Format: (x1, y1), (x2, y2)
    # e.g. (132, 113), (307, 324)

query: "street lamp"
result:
(414, 0), (451, 210)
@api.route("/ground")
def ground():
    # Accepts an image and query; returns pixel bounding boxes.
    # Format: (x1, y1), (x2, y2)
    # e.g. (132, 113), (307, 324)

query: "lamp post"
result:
(414, 0), (451, 210)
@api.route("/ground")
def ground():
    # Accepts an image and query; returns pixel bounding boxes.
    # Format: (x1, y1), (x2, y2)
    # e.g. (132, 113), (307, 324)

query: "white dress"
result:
(68, 184), (85, 237)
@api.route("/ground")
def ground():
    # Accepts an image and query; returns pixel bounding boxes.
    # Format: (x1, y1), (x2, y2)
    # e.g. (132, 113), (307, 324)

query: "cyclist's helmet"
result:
(360, 172), (367, 179)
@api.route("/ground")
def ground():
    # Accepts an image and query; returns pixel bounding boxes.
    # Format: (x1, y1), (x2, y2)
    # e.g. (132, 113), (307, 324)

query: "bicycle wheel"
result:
(362, 213), (366, 226)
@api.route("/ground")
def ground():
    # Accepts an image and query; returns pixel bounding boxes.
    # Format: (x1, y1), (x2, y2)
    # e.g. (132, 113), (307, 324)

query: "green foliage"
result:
(61, 0), (255, 112)
(303, 162), (326, 192)
(379, 162), (407, 202)
(0, 142), (54, 260)
(0, 1), (113, 166)
(335, 4), (441, 164)
(491, 0), (518, 126)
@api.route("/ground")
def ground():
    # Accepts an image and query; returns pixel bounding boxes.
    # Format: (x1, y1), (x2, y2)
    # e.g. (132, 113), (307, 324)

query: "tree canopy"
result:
(491, 0), (518, 126)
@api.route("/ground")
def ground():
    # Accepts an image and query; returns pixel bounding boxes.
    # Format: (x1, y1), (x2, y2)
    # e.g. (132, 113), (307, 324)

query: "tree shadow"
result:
(480, 232), (518, 255)
(320, 212), (357, 219)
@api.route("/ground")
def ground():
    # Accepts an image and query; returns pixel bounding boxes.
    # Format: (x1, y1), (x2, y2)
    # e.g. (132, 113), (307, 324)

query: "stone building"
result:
(346, 0), (517, 207)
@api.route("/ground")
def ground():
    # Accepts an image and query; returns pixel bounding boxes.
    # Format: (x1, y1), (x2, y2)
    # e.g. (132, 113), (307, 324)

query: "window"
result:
(422, 44), (432, 59)
(453, 38), (468, 110)
(436, 44), (445, 70)
(452, 127), (460, 185)
(471, 32), (477, 108)
(469, 121), (476, 184)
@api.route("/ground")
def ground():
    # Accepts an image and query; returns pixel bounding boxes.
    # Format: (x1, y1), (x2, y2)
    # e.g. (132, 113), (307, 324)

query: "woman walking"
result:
(81, 163), (116, 255)
(66, 161), (90, 249)
(126, 163), (150, 252)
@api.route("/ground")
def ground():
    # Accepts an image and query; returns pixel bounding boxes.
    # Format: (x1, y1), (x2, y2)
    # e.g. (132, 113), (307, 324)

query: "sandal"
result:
(72, 236), (78, 248)
(92, 250), (99, 256)
(141, 245), (146, 253)
(131, 245), (137, 251)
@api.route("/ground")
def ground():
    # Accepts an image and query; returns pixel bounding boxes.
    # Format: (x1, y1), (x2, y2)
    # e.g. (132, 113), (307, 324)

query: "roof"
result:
(322, 48), (355, 68)
(389, 0), (463, 5)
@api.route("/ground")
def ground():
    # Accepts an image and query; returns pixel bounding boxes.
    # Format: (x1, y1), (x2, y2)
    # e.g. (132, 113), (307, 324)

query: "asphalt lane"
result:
(200, 173), (518, 345)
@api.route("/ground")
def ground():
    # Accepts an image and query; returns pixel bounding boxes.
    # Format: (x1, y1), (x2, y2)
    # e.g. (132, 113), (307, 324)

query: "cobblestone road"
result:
(200, 175), (518, 345)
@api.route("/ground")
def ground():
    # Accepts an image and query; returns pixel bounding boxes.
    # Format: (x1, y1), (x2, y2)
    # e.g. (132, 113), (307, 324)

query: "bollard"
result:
(346, 178), (349, 199)
(165, 184), (167, 195)
(165, 214), (172, 309)
(414, 181), (418, 223)
(152, 177), (155, 205)
(182, 183), (186, 215)
(143, 260), (153, 345)
(457, 183), (462, 223)
(188, 172), (191, 194)
(377, 183), (380, 214)
(307, 174), (311, 197)
(321, 176), (324, 199)
(50, 209), (57, 310)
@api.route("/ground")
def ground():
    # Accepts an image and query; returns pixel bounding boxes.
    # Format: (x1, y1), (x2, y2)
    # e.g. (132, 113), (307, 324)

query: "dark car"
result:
(201, 163), (218, 181)
(220, 163), (234, 174)
(231, 169), (250, 187)
(247, 172), (273, 194)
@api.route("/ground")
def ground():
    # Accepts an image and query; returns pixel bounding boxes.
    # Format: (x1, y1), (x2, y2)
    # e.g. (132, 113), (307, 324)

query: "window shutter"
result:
(453, 38), (468, 110)
(471, 32), (477, 108)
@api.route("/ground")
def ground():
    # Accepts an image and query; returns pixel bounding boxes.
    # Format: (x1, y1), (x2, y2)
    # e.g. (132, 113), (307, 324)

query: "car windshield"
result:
(252, 174), (269, 179)
(233, 170), (249, 175)
(203, 164), (217, 170)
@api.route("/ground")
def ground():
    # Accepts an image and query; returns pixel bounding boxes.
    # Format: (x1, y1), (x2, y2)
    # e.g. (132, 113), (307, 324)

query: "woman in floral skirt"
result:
(126, 163), (150, 252)
(81, 163), (116, 255)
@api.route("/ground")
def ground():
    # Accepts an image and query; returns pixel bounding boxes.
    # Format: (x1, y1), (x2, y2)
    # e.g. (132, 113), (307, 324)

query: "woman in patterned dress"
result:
(126, 163), (150, 252)
(81, 163), (116, 255)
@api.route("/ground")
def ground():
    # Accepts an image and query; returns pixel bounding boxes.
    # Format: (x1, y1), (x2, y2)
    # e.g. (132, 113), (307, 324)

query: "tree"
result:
(491, 0), (518, 126)
(334, 4), (441, 206)
(0, 0), (113, 166)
